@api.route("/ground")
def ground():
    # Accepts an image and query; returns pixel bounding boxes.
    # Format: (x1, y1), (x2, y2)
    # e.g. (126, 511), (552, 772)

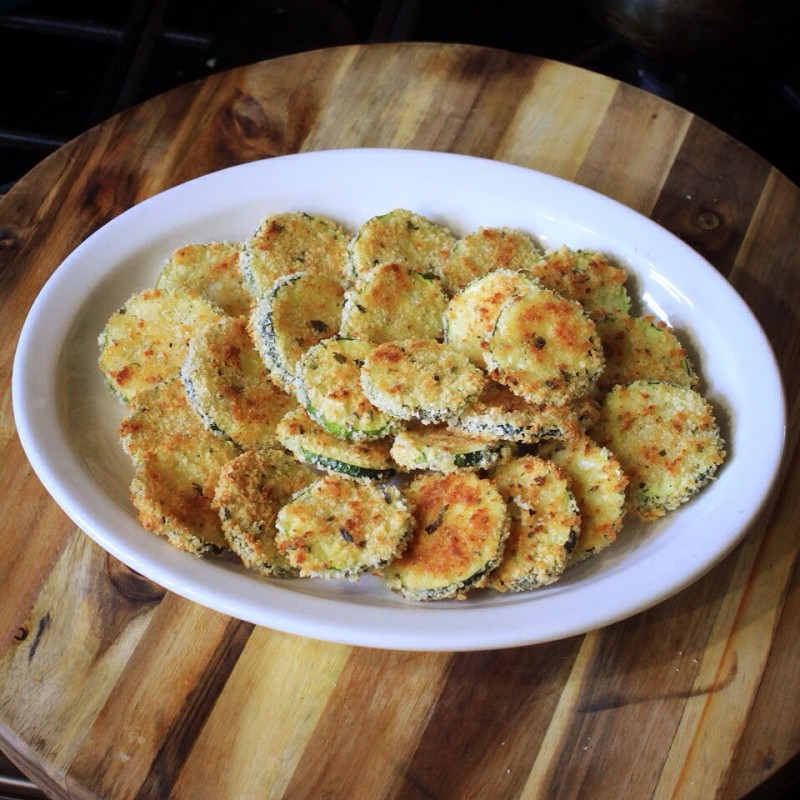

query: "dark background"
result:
(1, 1), (799, 798)
(1, 0), (799, 194)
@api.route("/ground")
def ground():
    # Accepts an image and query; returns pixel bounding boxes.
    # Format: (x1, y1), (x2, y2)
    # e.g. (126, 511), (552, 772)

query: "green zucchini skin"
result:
(250, 270), (345, 391)
(299, 449), (396, 482)
(277, 408), (397, 483)
(295, 338), (400, 442)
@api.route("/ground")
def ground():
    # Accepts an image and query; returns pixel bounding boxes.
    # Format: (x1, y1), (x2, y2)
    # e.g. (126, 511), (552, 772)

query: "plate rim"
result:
(11, 147), (787, 651)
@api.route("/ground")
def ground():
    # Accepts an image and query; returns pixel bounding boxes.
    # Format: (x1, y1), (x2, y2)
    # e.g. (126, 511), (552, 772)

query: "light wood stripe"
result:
(495, 58), (617, 179)
(64, 595), (250, 799)
(169, 627), (350, 799)
(654, 498), (788, 797)
(575, 81), (691, 215)
(282, 649), (453, 799)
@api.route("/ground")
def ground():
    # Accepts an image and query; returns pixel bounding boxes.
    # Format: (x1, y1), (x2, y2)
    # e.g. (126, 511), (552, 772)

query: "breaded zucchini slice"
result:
(383, 472), (510, 601)
(181, 316), (297, 448)
(486, 287), (604, 406)
(442, 226), (543, 295)
(451, 382), (582, 443)
(275, 476), (412, 580)
(98, 288), (223, 403)
(591, 380), (725, 520)
(595, 312), (699, 390)
(295, 338), (400, 441)
(538, 434), (628, 562)
(339, 262), (448, 342)
(277, 408), (396, 481)
(347, 208), (455, 280)
(443, 269), (539, 368)
(390, 425), (513, 473)
(119, 379), (238, 554)
(250, 270), (345, 390)
(155, 241), (252, 318)
(213, 447), (317, 577)
(527, 245), (631, 315)
(361, 339), (487, 424)
(130, 463), (227, 555)
(240, 211), (349, 297)
(488, 456), (581, 591)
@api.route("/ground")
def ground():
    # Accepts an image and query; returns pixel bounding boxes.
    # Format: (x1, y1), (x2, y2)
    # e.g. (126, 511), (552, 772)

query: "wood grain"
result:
(1, 42), (799, 800)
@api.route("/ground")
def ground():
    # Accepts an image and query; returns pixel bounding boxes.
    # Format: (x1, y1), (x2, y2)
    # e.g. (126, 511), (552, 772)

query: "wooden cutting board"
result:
(1, 42), (799, 800)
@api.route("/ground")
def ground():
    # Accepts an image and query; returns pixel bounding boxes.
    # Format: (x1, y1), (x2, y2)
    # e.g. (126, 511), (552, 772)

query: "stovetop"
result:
(2, 0), (799, 196)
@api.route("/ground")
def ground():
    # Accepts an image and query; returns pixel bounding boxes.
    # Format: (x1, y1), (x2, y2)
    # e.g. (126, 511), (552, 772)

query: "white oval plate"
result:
(12, 149), (785, 651)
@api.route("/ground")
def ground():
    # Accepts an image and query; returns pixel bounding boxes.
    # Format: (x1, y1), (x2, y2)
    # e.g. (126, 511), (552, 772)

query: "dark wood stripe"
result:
(726, 172), (800, 414)
(281, 648), (453, 799)
(133, 616), (253, 800)
(649, 116), (771, 279)
(575, 81), (690, 214)
(447, 47), (544, 158)
(399, 638), (580, 799)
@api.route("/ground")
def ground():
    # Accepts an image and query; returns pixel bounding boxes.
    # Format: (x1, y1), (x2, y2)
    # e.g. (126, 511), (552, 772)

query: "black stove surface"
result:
(2, 0), (799, 195)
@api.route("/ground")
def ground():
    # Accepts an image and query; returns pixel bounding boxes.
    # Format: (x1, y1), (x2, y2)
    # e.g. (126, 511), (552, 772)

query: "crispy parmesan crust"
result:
(528, 246), (631, 315)
(102, 208), (726, 599)
(539, 434), (628, 562)
(295, 338), (399, 441)
(275, 476), (412, 579)
(250, 270), (345, 390)
(156, 241), (252, 318)
(390, 425), (512, 473)
(595, 313), (698, 390)
(277, 408), (397, 480)
(592, 381), (725, 519)
(444, 269), (539, 368)
(214, 448), (317, 576)
(383, 472), (510, 600)
(182, 315), (297, 448)
(451, 382), (582, 443)
(241, 211), (349, 296)
(340, 262), (447, 342)
(489, 456), (581, 590)
(361, 339), (486, 423)
(347, 208), (455, 280)
(119, 379), (238, 554)
(486, 287), (604, 405)
(442, 227), (543, 295)
(98, 288), (223, 403)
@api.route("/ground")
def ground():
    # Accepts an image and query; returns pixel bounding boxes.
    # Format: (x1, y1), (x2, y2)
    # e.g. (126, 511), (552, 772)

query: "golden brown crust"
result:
(489, 456), (581, 590)
(340, 262), (447, 342)
(527, 246), (631, 315)
(539, 434), (628, 562)
(119, 379), (239, 554)
(347, 208), (455, 280)
(442, 226), (542, 294)
(182, 315), (298, 448)
(98, 288), (224, 403)
(383, 472), (509, 600)
(156, 241), (252, 318)
(486, 287), (604, 405)
(591, 381), (725, 520)
(241, 212), (349, 296)
(444, 269), (539, 368)
(214, 447), (317, 576)
(594, 313), (698, 390)
(361, 339), (487, 423)
(275, 477), (411, 579)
